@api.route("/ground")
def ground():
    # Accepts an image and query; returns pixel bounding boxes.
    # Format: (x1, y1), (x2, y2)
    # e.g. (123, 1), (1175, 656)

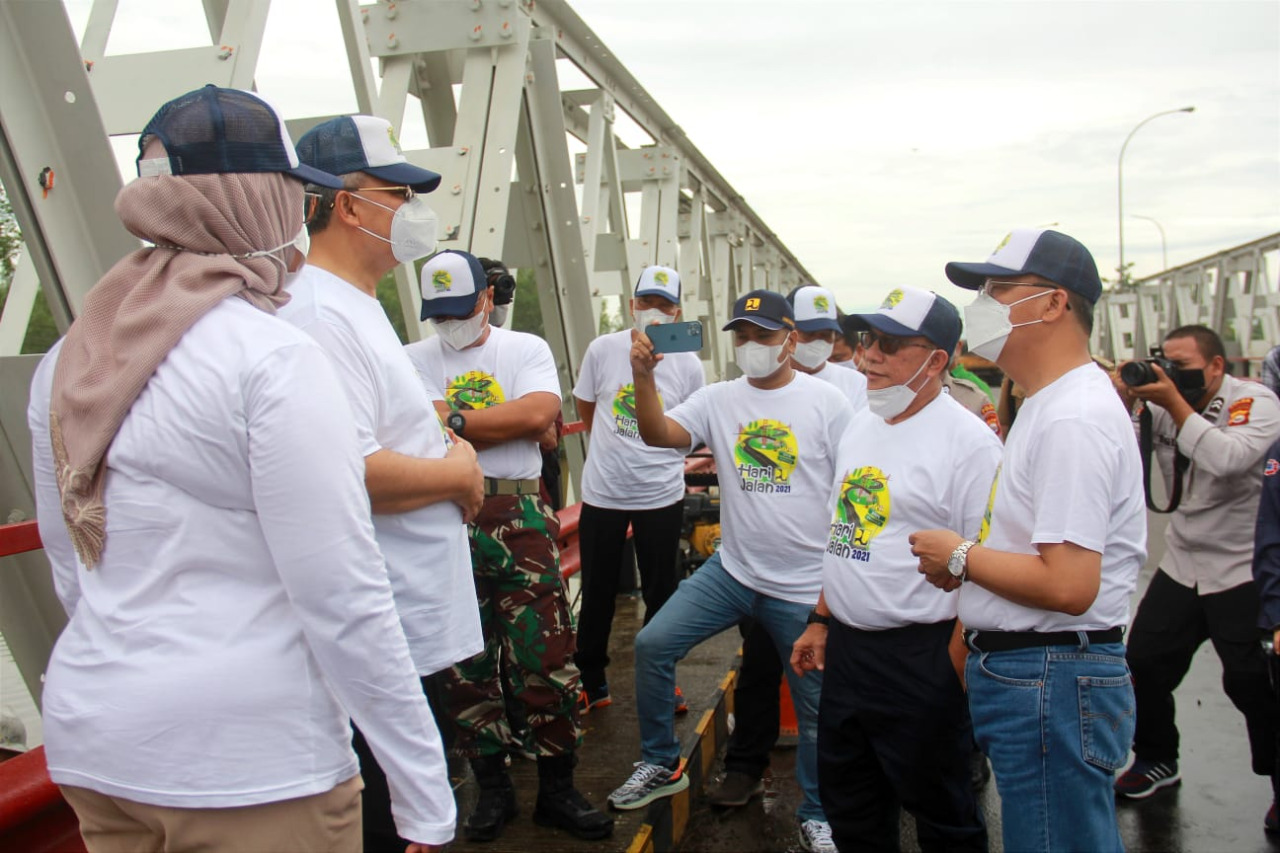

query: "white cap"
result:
(634, 265), (681, 303)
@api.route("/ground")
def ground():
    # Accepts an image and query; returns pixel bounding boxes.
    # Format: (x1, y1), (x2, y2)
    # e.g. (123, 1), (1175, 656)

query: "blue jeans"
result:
(634, 552), (825, 822)
(966, 639), (1134, 853)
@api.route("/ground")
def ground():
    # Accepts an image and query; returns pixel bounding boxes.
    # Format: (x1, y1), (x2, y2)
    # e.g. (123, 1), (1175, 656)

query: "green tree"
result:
(511, 267), (545, 338)
(0, 186), (58, 354)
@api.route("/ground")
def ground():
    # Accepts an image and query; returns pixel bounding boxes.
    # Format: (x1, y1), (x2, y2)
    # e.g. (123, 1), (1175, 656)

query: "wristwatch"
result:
(446, 411), (467, 436)
(948, 540), (976, 581)
(806, 609), (830, 627)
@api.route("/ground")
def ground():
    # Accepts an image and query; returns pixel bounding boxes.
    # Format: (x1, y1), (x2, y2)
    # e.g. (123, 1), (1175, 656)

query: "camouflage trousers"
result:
(444, 493), (582, 758)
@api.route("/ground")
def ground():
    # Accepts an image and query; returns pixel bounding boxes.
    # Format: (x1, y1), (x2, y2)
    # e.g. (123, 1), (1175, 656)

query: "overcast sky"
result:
(65, 0), (1279, 311)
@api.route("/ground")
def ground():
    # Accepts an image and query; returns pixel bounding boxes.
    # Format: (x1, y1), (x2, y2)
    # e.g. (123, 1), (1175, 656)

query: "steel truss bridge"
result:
(1, 0), (1278, 731)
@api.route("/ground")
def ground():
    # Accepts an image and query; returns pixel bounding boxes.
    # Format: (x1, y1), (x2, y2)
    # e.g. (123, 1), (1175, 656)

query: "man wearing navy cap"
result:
(279, 114), (485, 853)
(406, 250), (614, 844)
(610, 289), (852, 853)
(792, 285), (997, 852)
(911, 229), (1145, 852)
(708, 283), (866, 811)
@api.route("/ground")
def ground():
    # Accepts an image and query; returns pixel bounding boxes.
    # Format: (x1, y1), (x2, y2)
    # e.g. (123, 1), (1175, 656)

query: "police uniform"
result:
(1128, 374), (1280, 783)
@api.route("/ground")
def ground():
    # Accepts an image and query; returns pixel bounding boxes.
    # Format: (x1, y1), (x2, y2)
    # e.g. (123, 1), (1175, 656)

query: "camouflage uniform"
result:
(445, 492), (582, 758)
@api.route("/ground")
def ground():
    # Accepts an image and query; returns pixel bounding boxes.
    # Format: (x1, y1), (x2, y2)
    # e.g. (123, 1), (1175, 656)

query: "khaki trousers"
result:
(60, 773), (363, 853)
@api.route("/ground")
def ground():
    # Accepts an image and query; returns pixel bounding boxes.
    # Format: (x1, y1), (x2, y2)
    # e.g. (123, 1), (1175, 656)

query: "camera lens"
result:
(1120, 361), (1156, 387)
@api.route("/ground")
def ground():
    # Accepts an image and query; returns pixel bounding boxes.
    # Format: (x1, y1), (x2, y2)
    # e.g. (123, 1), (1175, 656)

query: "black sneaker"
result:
(706, 770), (764, 807)
(1114, 758), (1180, 799)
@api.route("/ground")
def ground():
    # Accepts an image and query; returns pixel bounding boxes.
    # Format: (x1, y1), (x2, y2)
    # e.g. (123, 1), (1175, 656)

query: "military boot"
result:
(532, 752), (614, 840)
(464, 754), (518, 843)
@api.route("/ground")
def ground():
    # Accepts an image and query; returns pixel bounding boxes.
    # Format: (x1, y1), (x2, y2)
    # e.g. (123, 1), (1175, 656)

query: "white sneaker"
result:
(799, 818), (838, 853)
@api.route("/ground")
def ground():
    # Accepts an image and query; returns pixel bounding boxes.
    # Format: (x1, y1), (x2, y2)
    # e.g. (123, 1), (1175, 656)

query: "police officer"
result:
(1116, 326), (1280, 829)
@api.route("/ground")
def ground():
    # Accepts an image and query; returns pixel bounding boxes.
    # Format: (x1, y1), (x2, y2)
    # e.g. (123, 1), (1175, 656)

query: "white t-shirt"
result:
(279, 266), (481, 675)
(28, 302), (454, 844)
(811, 361), (869, 411)
(823, 394), (1002, 629)
(667, 372), (853, 604)
(574, 329), (705, 509)
(958, 363), (1146, 632)
(405, 326), (561, 480)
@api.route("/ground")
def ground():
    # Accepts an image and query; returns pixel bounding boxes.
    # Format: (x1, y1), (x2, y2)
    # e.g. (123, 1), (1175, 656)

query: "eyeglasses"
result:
(303, 191), (324, 224)
(351, 185), (416, 203)
(981, 279), (1056, 296)
(857, 330), (933, 356)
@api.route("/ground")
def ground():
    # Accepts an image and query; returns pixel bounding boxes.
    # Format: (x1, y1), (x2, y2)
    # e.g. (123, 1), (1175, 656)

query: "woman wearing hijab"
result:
(27, 86), (454, 852)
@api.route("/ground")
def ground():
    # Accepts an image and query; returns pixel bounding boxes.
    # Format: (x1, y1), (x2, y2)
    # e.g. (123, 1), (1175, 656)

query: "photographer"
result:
(1116, 326), (1280, 830)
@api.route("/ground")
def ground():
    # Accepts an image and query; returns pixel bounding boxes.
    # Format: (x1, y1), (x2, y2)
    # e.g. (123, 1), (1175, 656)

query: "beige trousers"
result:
(59, 773), (364, 853)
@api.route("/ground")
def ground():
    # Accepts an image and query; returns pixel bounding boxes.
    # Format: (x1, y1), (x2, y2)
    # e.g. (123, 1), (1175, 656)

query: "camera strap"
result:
(1138, 405), (1187, 513)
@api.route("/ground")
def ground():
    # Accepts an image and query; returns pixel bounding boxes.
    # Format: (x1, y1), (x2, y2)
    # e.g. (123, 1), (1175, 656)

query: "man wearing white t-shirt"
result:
(572, 265), (705, 710)
(281, 115), (486, 853)
(913, 229), (1145, 852)
(609, 290), (851, 853)
(708, 284), (867, 810)
(406, 250), (613, 844)
(791, 286), (996, 852)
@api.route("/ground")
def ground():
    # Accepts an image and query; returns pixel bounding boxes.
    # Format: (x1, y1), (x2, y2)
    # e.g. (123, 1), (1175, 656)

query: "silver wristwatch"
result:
(948, 540), (976, 581)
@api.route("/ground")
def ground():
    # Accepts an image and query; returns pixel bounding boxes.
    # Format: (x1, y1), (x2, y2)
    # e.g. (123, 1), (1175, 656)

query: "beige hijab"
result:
(49, 168), (303, 568)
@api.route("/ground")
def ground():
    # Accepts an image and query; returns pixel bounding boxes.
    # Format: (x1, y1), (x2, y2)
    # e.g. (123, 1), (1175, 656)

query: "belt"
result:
(966, 626), (1124, 653)
(483, 477), (541, 497)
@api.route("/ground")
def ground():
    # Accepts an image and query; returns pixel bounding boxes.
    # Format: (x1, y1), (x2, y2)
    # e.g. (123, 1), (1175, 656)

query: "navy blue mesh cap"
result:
(137, 85), (341, 188)
(845, 286), (961, 354)
(722, 289), (795, 332)
(297, 116), (441, 193)
(945, 228), (1102, 303)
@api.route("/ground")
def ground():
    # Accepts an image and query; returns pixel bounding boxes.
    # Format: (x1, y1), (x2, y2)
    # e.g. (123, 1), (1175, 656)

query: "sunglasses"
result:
(857, 330), (933, 356)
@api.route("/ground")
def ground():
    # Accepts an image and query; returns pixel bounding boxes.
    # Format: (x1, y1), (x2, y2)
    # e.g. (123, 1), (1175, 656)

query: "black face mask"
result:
(1177, 368), (1207, 406)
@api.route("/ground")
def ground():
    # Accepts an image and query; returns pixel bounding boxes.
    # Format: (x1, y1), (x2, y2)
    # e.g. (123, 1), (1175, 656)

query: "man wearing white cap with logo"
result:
(610, 289), (851, 853)
(791, 286), (997, 852)
(278, 114), (486, 852)
(572, 265), (705, 711)
(707, 283), (867, 810)
(406, 250), (613, 844)
(911, 229), (1145, 852)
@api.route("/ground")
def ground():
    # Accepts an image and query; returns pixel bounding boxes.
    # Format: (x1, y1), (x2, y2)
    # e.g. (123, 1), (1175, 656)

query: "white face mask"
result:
(735, 340), (788, 379)
(432, 296), (489, 350)
(832, 358), (859, 371)
(351, 194), (439, 263)
(866, 350), (937, 420)
(792, 338), (834, 370)
(964, 289), (1053, 362)
(634, 307), (675, 330)
(490, 302), (510, 327)
(245, 223), (309, 274)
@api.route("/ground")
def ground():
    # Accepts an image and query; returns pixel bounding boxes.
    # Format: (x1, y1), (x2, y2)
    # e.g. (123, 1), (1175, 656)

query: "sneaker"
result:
(578, 684), (612, 713)
(1266, 801), (1279, 834)
(1114, 758), (1181, 799)
(608, 761), (689, 810)
(674, 685), (688, 715)
(706, 770), (764, 807)
(798, 818), (838, 853)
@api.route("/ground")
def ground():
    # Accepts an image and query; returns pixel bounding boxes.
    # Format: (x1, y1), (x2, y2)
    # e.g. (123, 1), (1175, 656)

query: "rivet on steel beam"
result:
(469, 0), (482, 11)
(500, 21), (513, 38)
(83, 60), (94, 73)
(361, 8), (369, 24)
(457, 146), (470, 156)
(470, 24), (483, 40)
(451, 184), (462, 195)
(445, 226), (461, 240)
(386, 2), (398, 19)
(218, 45), (234, 60)
(387, 33), (399, 48)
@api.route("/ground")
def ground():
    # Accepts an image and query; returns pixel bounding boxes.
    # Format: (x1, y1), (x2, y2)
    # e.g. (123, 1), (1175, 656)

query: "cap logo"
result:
(387, 125), (402, 153)
(813, 295), (830, 313)
(745, 298), (761, 311)
(431, 269), (452, 292)
(880, 289), (904, 310)
(993, 232), (1013, 254)
(654, 270), (669, 285)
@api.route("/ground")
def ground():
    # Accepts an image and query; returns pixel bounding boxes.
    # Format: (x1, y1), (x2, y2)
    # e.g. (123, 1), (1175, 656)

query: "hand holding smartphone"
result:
(645, 320), (704, 354)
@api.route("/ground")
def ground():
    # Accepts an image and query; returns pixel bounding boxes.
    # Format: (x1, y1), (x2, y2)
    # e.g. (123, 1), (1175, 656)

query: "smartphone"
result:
(646, 320), (704, 354)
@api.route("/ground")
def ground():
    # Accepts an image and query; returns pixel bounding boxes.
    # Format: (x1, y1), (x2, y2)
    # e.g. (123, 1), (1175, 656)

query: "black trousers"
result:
(724, 619), (783, 779)
(1128, 569), (1279, 777)
(573, 500), (684, 690)
(352, 671), (452, 853)
(818, 619), (986, 853)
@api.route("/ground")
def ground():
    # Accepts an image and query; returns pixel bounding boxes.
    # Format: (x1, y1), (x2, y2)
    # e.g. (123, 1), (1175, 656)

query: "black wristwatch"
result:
(446, 411), (467, 436)
(806, 609), (830, 627)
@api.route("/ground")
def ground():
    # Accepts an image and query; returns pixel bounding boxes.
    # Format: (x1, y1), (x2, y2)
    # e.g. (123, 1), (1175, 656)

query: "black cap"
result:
(722, 289), (795, 332)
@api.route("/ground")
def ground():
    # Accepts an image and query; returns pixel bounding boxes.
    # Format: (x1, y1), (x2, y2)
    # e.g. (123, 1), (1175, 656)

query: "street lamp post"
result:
(1118, 107), (1194, 285)
(1131, 214), (1168, 272)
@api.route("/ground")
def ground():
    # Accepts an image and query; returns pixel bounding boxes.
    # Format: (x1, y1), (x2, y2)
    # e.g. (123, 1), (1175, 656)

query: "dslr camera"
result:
(479, 257), (515, 306)
(1119, 354), (1181, 387)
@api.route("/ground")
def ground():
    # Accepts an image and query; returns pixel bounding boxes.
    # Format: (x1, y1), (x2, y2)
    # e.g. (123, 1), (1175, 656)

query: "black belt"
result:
(966, 627), (1124, 653)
